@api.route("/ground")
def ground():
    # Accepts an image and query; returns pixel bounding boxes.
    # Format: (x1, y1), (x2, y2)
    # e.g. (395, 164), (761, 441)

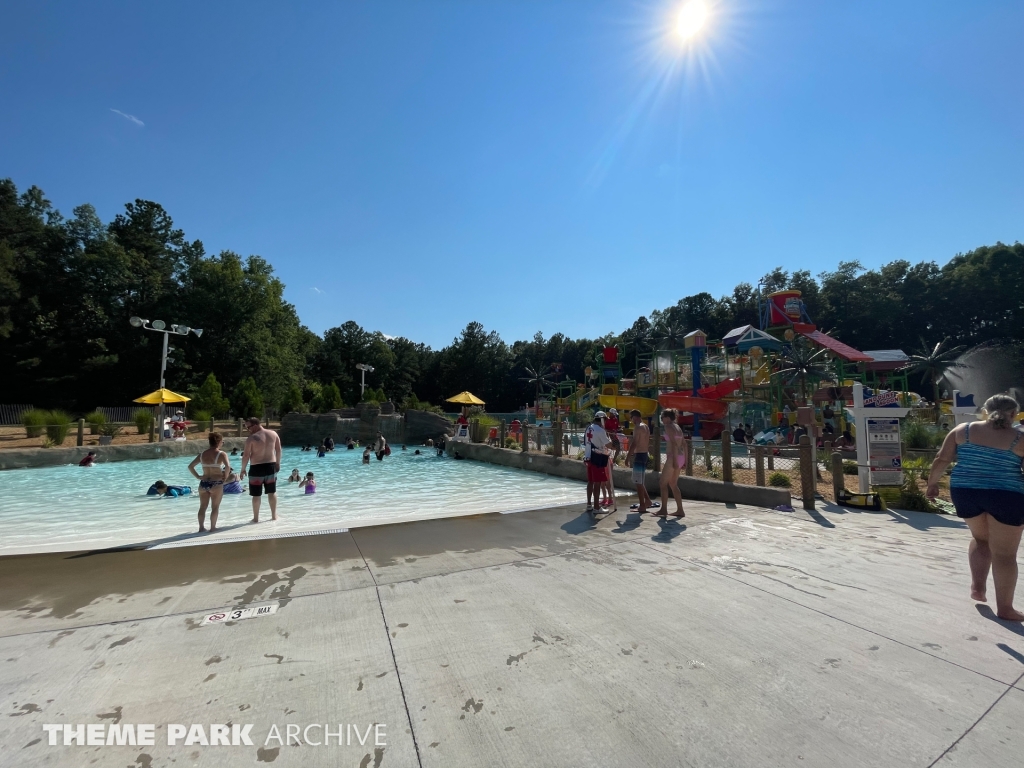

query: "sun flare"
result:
(676, 0), (709, 41)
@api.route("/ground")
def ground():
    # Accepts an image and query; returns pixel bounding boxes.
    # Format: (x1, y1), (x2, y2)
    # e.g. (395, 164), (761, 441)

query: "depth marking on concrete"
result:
(351, 533), (425, 768)
(148, 526), (350, 549)
(633, 539), (1023, 687)
(200, 602), (279, 626)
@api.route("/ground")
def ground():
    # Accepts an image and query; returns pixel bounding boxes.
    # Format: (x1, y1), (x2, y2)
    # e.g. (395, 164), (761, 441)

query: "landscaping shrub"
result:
(231, 377), (265, 419)
(84, 410), (106, 434)
(768, 471), (792, 488)
(842, 461), (859, 476)
(22, 408), (48, 438)
(311, 382), (343, 413)
(134, 409), (154, 435)
(279, 384), (306, 415)
(192, 410), (212, 428)
(504, 437), (520, 449)
(188, 373), (230, 418)
(898, 474), (938, 513)
(100, 423), (123, 438)
(903, 418), (945, 450)
(44, 410), (73, 444)
(734, 460), (746, 469)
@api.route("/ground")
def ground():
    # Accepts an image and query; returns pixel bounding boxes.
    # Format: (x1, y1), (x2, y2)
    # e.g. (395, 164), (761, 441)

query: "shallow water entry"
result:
(0, 448), (586, 554)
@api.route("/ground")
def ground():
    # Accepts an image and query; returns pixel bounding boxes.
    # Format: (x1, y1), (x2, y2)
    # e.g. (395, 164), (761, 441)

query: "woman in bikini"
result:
(188, 432), (231, 532)
(655, 409), (686, 518)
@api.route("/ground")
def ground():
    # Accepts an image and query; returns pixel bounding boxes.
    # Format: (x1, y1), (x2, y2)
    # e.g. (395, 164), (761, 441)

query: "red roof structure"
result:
(799, 330), (873, 363)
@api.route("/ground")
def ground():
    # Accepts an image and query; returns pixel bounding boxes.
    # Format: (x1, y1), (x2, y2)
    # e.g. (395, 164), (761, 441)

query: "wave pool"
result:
(0, 447), (587, 555)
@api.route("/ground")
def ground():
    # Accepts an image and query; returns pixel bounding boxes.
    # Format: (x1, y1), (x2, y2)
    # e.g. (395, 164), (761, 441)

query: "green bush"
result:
(504, 437), (520, 449)
(134, 409), (154, 435)
(84, 410), (106, 434)
(188, 373), (231, 418)
(231, 377), (264, 419)
(842, 460), (859, 476)
(768, 471), (792, 488)
(192, 410), (212, 427)
(903, 418), (945, 450)
(733, 460), (746, 469)
(99, 423), (123, 438)
(22, 408), (48, 438)
(311, 382), (343, 413)
(44, 410), (73, 444)
(279, 384), (306, 415)
(898, 474), (938, 513)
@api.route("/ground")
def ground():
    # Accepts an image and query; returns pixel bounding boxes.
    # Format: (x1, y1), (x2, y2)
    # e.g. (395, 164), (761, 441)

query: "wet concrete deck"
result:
(1, 499), (1022, 767)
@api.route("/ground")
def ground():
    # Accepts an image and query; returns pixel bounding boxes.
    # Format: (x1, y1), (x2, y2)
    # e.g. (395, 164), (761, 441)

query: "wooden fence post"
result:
(149, 414), (156, 443)
(685, 438), (694, 476)
(521, 423), (529, 453)
(237, 418), (243, 438)
(755, 446), (766, 486)
(77, 419), (85, 447)
(500, 420), (507, 448)
(721, 432), (733, 482)
(832, 451), (844, 502)
(799, 435), (815, 510)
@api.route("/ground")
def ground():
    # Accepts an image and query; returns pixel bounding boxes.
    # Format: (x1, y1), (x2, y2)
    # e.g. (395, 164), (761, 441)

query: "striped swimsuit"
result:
(950, 424), (1024, 493)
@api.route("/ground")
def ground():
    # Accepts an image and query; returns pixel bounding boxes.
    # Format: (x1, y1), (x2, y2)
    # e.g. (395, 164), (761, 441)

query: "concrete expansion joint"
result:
(634, 539), (1022, 689)
(352, 534), (425, 768)
(925, 670), (1024, 767)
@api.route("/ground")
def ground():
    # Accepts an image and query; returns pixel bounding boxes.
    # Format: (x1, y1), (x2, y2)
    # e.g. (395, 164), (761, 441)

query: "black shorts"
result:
(950, 487), (1024, 527)
(248, 462), (278, 496)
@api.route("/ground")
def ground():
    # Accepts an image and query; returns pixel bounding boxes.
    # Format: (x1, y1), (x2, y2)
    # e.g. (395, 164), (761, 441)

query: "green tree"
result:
(902, 338), (967, 423)
(189, 373), (230, 417)
(311, 381), (343, 412)
(279, 384), (306, 415)
(231, 377), (264, 419)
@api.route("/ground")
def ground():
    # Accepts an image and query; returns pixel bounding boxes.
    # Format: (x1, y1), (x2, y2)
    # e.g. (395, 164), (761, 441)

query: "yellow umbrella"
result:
(133, 388), (192, 404)
(445, 391), (486, 406)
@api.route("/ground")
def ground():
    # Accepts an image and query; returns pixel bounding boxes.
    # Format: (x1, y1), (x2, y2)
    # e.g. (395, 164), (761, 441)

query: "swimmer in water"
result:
(288, 469), (301, 483)
(188, 432), (231, 532)
(362, 447), (371, 464)
(298, 472), (316, 494)
(148, 480), (191, 497)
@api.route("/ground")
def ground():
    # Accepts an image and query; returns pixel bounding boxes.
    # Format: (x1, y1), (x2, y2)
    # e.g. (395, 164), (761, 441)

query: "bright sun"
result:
(676, 0), (709, 41)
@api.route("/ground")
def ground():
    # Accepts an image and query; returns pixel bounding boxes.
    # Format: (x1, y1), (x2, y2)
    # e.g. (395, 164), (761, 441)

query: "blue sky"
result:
(2, 1), (1022, 348)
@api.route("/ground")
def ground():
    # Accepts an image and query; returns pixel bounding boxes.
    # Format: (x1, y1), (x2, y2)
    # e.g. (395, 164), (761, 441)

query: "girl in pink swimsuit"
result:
(656, 409), (686, 518)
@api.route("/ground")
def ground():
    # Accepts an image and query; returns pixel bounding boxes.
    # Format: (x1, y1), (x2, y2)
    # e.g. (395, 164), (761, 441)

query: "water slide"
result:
(658, 378), (741, 439)
(597, 394), (659, 418)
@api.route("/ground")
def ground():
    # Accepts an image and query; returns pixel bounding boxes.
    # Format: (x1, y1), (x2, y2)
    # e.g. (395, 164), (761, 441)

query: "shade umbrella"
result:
(134, 389), (191, 442)
(133, 388), (191, 404)
(445, 391), (486, 406)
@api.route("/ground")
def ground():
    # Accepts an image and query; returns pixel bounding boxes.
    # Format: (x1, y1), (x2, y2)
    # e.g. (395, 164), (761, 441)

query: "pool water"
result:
(0, 447), (588, 555)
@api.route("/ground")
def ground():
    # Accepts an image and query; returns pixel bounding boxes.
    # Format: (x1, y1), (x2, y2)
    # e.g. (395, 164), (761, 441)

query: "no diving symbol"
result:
(200, 604), (278, 627)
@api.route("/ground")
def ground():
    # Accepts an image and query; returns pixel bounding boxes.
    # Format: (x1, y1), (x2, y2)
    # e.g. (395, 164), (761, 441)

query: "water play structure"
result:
(538, 283), (939, 460)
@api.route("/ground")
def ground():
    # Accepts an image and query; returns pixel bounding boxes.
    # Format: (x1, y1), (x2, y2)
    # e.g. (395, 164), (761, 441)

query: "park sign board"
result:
(863, 388), (902, 408)
(867, 418), (903, 486)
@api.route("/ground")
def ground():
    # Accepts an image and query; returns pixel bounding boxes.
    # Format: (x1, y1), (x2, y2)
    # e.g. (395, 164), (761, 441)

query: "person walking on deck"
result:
(928, 394), (1024, 621)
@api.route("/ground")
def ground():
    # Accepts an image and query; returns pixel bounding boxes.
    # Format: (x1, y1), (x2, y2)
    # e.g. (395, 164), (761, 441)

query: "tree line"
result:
(1, 179), (1020, 415)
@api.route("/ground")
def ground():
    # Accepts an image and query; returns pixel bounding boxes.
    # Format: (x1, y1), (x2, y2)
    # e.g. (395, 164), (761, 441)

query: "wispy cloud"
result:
(110, 108), (144, 127)
(310, 287), (324, 294)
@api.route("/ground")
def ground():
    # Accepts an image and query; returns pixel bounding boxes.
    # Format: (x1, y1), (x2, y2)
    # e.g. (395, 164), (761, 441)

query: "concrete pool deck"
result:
(2, 498), (1023, 767)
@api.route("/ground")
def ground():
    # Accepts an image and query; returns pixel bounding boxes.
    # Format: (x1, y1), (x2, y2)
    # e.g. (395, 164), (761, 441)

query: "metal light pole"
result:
(130, 317), (203, 440)
(356, 363), (375, 398)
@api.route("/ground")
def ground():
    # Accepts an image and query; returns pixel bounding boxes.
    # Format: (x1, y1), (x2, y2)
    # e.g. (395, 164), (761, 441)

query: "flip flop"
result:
(671, 511), (685, 518)
(652, 512), (668, 517)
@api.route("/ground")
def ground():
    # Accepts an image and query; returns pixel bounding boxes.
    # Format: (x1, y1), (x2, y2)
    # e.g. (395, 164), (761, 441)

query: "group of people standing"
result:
(583, 408), (686, 518)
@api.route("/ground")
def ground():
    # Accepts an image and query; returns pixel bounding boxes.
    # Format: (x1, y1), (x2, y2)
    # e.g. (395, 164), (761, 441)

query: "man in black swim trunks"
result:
(239, 417), (282, 523)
